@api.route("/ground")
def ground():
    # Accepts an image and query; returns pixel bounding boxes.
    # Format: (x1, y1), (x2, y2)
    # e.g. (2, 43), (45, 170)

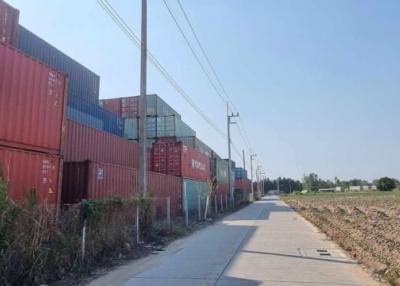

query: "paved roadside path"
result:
(87, 196), (382, 286)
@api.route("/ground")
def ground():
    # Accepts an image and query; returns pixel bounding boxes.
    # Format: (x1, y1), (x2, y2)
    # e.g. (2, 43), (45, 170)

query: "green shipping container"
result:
(182, 178), (210, 216)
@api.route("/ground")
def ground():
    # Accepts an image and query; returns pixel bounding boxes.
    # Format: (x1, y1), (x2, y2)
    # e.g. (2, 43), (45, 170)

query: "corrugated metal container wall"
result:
(216, 182), (229, 196)
(61, 161), (88, 204)
(182, 178), (209, 216)
(62, 162), (182, 215)
(156, 116), (195, 138)
(100, 94), (181, 119)
(64, 120), (148, 169)
(87, 161), (138, 200)
(152, 139), (210, 181)
(0, 0), (19, 45)
(235, 167), (248, 179)
(182, 144), (210, 181)
(0, 146), (61, 205)
(67, 106), (104, 130)
(177, 136), (212, 157)
(68, 96), (123, 137)
(16, 25), (100, 103)
(65, 120), (152, 168)
(122, 116), (194, 140)
(214, 158), (229, 184)
(235, 178), (251, 191)
(148, 171), (182, 216)
(0, 43), (67, 154)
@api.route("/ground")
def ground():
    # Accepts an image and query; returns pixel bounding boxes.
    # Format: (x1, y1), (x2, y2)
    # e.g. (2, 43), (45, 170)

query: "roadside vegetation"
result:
(282, 190), (400, 285)
(0, 173), (249, 286)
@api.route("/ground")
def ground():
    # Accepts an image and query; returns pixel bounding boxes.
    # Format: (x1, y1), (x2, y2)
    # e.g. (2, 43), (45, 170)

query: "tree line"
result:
(262, 173), (399, 193)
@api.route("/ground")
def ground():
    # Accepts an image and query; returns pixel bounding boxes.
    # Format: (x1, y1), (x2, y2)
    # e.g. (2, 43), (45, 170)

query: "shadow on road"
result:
(241, 250), (356, 265)
(215, 276), (263, 285)
(224, 196), (293, 221)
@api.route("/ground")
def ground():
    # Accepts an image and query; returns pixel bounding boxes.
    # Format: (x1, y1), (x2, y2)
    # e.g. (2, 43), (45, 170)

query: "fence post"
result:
(184, 187), (189, 227)
(220, 194), (223, 212)
(197, 192), (201, 221)
(214, 195), (218, 214)
(225, 194), (228, 210)
(81, 220), (87, 262)
(136, 206), (140, 244)
(166, 197), (171, 230)
(204, 195), (209, 220)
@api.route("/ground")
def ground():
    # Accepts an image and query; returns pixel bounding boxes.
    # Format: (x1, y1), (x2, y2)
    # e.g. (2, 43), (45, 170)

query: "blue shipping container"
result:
(182, 178), (209, 216)
(16, 25), (100, 103)
(68, 96), (123, 137)
(235, 167), (248, 179)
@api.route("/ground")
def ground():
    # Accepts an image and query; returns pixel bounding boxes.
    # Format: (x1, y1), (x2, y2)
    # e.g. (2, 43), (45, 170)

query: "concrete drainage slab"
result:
(297, 248), (351, 261)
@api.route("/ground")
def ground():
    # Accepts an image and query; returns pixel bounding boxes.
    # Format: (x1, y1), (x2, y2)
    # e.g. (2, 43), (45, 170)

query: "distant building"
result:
(318, 188), (335, 193)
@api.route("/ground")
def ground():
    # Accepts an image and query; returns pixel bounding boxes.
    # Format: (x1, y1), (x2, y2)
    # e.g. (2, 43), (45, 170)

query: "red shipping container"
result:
(235, 178), (252, 191)
(101, 97), (139, 118)
(101, 98), (121, 116)
(0, 43), (67, 154)
(64, 120), (151, 169)
(148, 171), (182, 216)
(62, 161), (182, 216)
(216, 182), (229, 196)
(0, 145), (62, 205)
(62, 161), (137, 204)
(152, 139), (210, 181)
(0, 0), (19, 46)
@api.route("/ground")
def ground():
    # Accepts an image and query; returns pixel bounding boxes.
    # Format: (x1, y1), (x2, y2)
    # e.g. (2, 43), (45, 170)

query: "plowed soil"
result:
(283, 192), (400, 286)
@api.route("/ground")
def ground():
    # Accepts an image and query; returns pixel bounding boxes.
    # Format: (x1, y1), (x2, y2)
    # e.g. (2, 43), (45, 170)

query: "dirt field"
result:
(282, 191), (400, 286)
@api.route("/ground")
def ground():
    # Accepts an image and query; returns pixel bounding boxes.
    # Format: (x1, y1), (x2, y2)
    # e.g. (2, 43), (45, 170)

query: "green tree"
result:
(376, 177), (396, 192)
(303, 173), (320, 192)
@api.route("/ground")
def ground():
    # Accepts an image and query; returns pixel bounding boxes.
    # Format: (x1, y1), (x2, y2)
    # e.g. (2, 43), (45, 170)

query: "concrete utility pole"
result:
(227, 103), (239, 207)
(250, 154), (256, 201)
(277, 177), (280, 194)
(260, 170), (265, 196)
(139, 0), (148, 195)
(242, 150), (246, 171)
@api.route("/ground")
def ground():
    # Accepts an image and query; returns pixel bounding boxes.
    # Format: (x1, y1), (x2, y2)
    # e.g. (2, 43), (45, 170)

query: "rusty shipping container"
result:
(148, 171), (182, 216)
(152, 138), (210, 181)
(235, 178), (252, 192)
(0, 0), (19, 46)
(99, 94), (181, 119)
(62, 162), (182, 216)
(64, 120), (151, 169)
(216, 182), (229, 196)
(0, 43), (67, 154)
(0, 145), (62, 205)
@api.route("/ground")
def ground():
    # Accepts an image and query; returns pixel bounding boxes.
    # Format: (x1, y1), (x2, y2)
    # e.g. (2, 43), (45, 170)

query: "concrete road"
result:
(88, 196), (382, 286)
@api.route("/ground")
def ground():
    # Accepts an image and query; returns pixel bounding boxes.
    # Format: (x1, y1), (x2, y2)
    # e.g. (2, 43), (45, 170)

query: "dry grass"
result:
(283, 191), (400, 285)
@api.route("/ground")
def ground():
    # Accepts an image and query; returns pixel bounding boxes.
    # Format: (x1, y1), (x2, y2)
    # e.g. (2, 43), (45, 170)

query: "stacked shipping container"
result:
(100, 95), (195, 140)
(16, 25), (100, 103)
(0, 42), (67, 205)
(100, 94), (180, 118)
(63, 119), (151, 170)
(152, 138), (210, 181)
(0, 0), (19, 45)
(62, 161), (182, 216)
(1, 0), (253, 216)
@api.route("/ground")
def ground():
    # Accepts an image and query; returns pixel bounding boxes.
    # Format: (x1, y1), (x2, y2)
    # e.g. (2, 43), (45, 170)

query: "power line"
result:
(162, 0), (226, 105)
(97, 0), (226, 139)
(174, 0), (253, 153)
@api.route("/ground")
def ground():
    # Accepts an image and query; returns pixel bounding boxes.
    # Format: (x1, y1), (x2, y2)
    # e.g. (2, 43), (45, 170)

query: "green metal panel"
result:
(182, 178), (209, 216)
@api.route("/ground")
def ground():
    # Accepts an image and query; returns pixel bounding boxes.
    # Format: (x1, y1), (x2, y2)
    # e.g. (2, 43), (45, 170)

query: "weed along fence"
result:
(62, 161), (182, 217)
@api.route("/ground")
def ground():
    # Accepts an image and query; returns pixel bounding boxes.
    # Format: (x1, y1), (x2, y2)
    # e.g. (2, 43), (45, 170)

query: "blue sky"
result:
(8, 0), (399, 181)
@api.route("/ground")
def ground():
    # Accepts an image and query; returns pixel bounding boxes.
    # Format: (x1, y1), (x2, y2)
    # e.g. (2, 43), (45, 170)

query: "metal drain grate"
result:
(317, 249), (331, 256)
